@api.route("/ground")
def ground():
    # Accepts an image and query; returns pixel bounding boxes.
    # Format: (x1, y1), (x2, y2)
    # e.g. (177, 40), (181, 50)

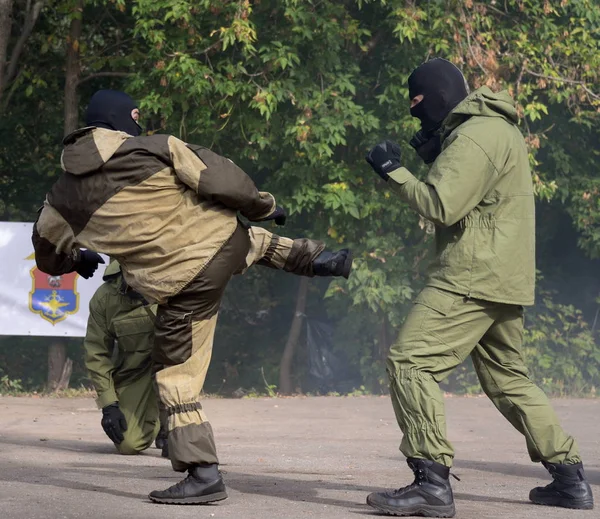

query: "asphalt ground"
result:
(0, 395), (597, 519)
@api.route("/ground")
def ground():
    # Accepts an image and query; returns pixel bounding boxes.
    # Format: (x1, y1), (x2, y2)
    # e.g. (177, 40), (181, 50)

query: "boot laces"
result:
(392, 468), (427, 494)
(394, 469), (459, 492)
(391, 463), (460, 495)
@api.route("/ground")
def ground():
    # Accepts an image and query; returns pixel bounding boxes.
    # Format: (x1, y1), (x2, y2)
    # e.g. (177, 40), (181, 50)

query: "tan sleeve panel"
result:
(167, 135), (208, 191)
(237, 226), (293, 275)
(185, 144), (277, 221)
(32, 200), (80, 275)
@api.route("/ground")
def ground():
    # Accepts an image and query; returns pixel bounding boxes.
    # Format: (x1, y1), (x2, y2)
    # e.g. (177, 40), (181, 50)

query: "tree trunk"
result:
(278, 277), (309, 395)
(47, 342), (68, 391)
(46, 1), (83, 391)
(64, 0), (83, 136)
(0, 0), (14, 104)
(5, 0), (45, 88)
(56, 357), (73, 392)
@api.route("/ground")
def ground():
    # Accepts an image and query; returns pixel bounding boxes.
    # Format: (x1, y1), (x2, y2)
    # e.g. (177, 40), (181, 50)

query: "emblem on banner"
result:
(28, 260), (80, 325)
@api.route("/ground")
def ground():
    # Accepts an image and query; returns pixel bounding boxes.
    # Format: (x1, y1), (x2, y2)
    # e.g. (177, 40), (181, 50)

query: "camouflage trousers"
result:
(153, 223), (324, 472)
(387, 286), (581, 467)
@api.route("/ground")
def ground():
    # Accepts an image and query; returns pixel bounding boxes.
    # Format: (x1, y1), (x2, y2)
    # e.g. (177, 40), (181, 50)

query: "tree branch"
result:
(524, 68), (600, 101)
(191, 39), (222, 58)
(64, 1), (83, 136)
(0, 0), (15, 102)
(77, 71), (133, 86)
(515, 60), (527, 97)
(1, 64), (22, 112)
(464, 28), (487, 76)
(240, 69), (265, 78)
(5, 0), (45, 85)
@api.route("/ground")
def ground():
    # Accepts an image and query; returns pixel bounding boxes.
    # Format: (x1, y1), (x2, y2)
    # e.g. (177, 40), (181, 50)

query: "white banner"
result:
(0, 222), (107, 337)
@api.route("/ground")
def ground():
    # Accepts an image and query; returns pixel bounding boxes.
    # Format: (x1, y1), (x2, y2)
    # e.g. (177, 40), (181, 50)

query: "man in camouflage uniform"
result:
(33, 89), (352, 505)
(84, 260), (167, 456)
(364, 58), (593, 517)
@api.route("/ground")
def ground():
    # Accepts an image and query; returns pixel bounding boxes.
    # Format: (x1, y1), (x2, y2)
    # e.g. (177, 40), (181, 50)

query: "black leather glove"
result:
(365, 140), (402, 181)
(101, 403), (128, 444)
(76, 250), (105, 279)
(258, 206), (286, 226)
(272, 206), (286, 226)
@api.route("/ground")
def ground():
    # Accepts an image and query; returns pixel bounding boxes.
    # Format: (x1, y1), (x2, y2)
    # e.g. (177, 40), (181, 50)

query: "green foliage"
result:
(523, 294), (600, 396)
(260, 367), (278, 397)
(0, 0), (598, 396)
(0, 372), (24, 395)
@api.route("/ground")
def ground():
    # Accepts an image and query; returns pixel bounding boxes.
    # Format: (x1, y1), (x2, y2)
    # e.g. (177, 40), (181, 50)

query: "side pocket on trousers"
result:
(414, 287), (458, 316)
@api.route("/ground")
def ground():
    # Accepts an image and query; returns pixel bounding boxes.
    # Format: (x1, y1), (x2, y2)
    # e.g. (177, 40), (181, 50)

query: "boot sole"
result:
(148, 490), (228, 505)
(530, 496), (593, 510)
(367, 496), (455, 517)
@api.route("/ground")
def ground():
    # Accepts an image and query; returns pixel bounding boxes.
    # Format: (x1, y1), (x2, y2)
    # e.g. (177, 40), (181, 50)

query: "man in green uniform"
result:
(364, 58), (593, 517)
(84, 260), (166, 456)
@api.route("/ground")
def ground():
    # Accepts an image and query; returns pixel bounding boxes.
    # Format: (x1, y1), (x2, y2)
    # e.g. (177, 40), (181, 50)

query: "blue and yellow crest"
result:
(29, 266), (80, 325)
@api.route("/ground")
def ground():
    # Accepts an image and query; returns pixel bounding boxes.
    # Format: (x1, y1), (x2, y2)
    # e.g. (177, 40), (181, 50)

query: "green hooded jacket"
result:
(84, 261), (157, 408)
(388, 87), (535, 306)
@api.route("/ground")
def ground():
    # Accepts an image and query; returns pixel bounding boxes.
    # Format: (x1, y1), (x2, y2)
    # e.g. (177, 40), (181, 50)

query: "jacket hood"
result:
(61, 127), (131, 175)
(444, 86), (518, 132)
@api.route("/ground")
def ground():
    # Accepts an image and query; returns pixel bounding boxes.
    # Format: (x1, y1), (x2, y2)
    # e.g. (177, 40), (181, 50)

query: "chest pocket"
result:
(112, 308), (155, 353)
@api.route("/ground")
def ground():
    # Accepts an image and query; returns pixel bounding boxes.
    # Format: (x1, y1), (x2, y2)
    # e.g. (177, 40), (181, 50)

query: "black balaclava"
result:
(407, 58), (468, 164)
(408, 58), (469, 132)
(85, 90), (142, 137)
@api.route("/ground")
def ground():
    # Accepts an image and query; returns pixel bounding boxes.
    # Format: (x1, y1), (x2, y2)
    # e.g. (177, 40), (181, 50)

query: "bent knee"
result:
(117, 436), (151, 455)
(117, 440), (143, 455)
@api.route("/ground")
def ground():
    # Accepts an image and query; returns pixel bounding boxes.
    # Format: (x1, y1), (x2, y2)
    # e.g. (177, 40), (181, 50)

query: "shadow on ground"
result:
(1, 432), (597, 515)
(456, 459), (600, 486)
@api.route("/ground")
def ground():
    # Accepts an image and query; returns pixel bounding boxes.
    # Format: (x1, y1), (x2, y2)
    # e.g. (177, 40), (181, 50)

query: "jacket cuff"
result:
(388, 167), (416, 186)
(249, 192), (277, 221)
(96, 388), (118, 409)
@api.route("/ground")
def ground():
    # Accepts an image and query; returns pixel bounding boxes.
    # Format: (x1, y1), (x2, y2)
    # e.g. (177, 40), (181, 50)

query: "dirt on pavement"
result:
(0, 395), (598, 519)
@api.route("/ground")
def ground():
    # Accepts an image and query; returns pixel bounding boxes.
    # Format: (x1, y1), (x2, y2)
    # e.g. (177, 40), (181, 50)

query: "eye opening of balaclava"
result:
(85, 90), (143, 137)
(408, 58), (469, 133)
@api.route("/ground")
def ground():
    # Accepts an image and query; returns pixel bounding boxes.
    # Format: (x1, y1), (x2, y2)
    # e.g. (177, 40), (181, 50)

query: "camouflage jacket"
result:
(33, 128), (277, 303)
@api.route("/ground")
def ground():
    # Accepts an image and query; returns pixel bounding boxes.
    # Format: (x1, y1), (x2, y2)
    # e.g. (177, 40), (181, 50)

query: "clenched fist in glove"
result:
(258, 206), (286, 226)
(76, 250), (105, 279)
(365, 140), (402, 181)
(272, 206), (287, 226)
(101, 403), (128, 444)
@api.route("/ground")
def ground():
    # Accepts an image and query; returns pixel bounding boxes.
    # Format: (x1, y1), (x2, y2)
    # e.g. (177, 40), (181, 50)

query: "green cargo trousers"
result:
(114, 371), (160, 455)
(387, 286), (580, 468)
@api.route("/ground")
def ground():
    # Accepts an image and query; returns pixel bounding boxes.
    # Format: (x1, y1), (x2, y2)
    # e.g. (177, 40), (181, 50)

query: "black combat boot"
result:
(148, 463), (227, 504)
(366, 458), (456, 517)
(312, 249), (353, 279)
(529, 461), (594, 510)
